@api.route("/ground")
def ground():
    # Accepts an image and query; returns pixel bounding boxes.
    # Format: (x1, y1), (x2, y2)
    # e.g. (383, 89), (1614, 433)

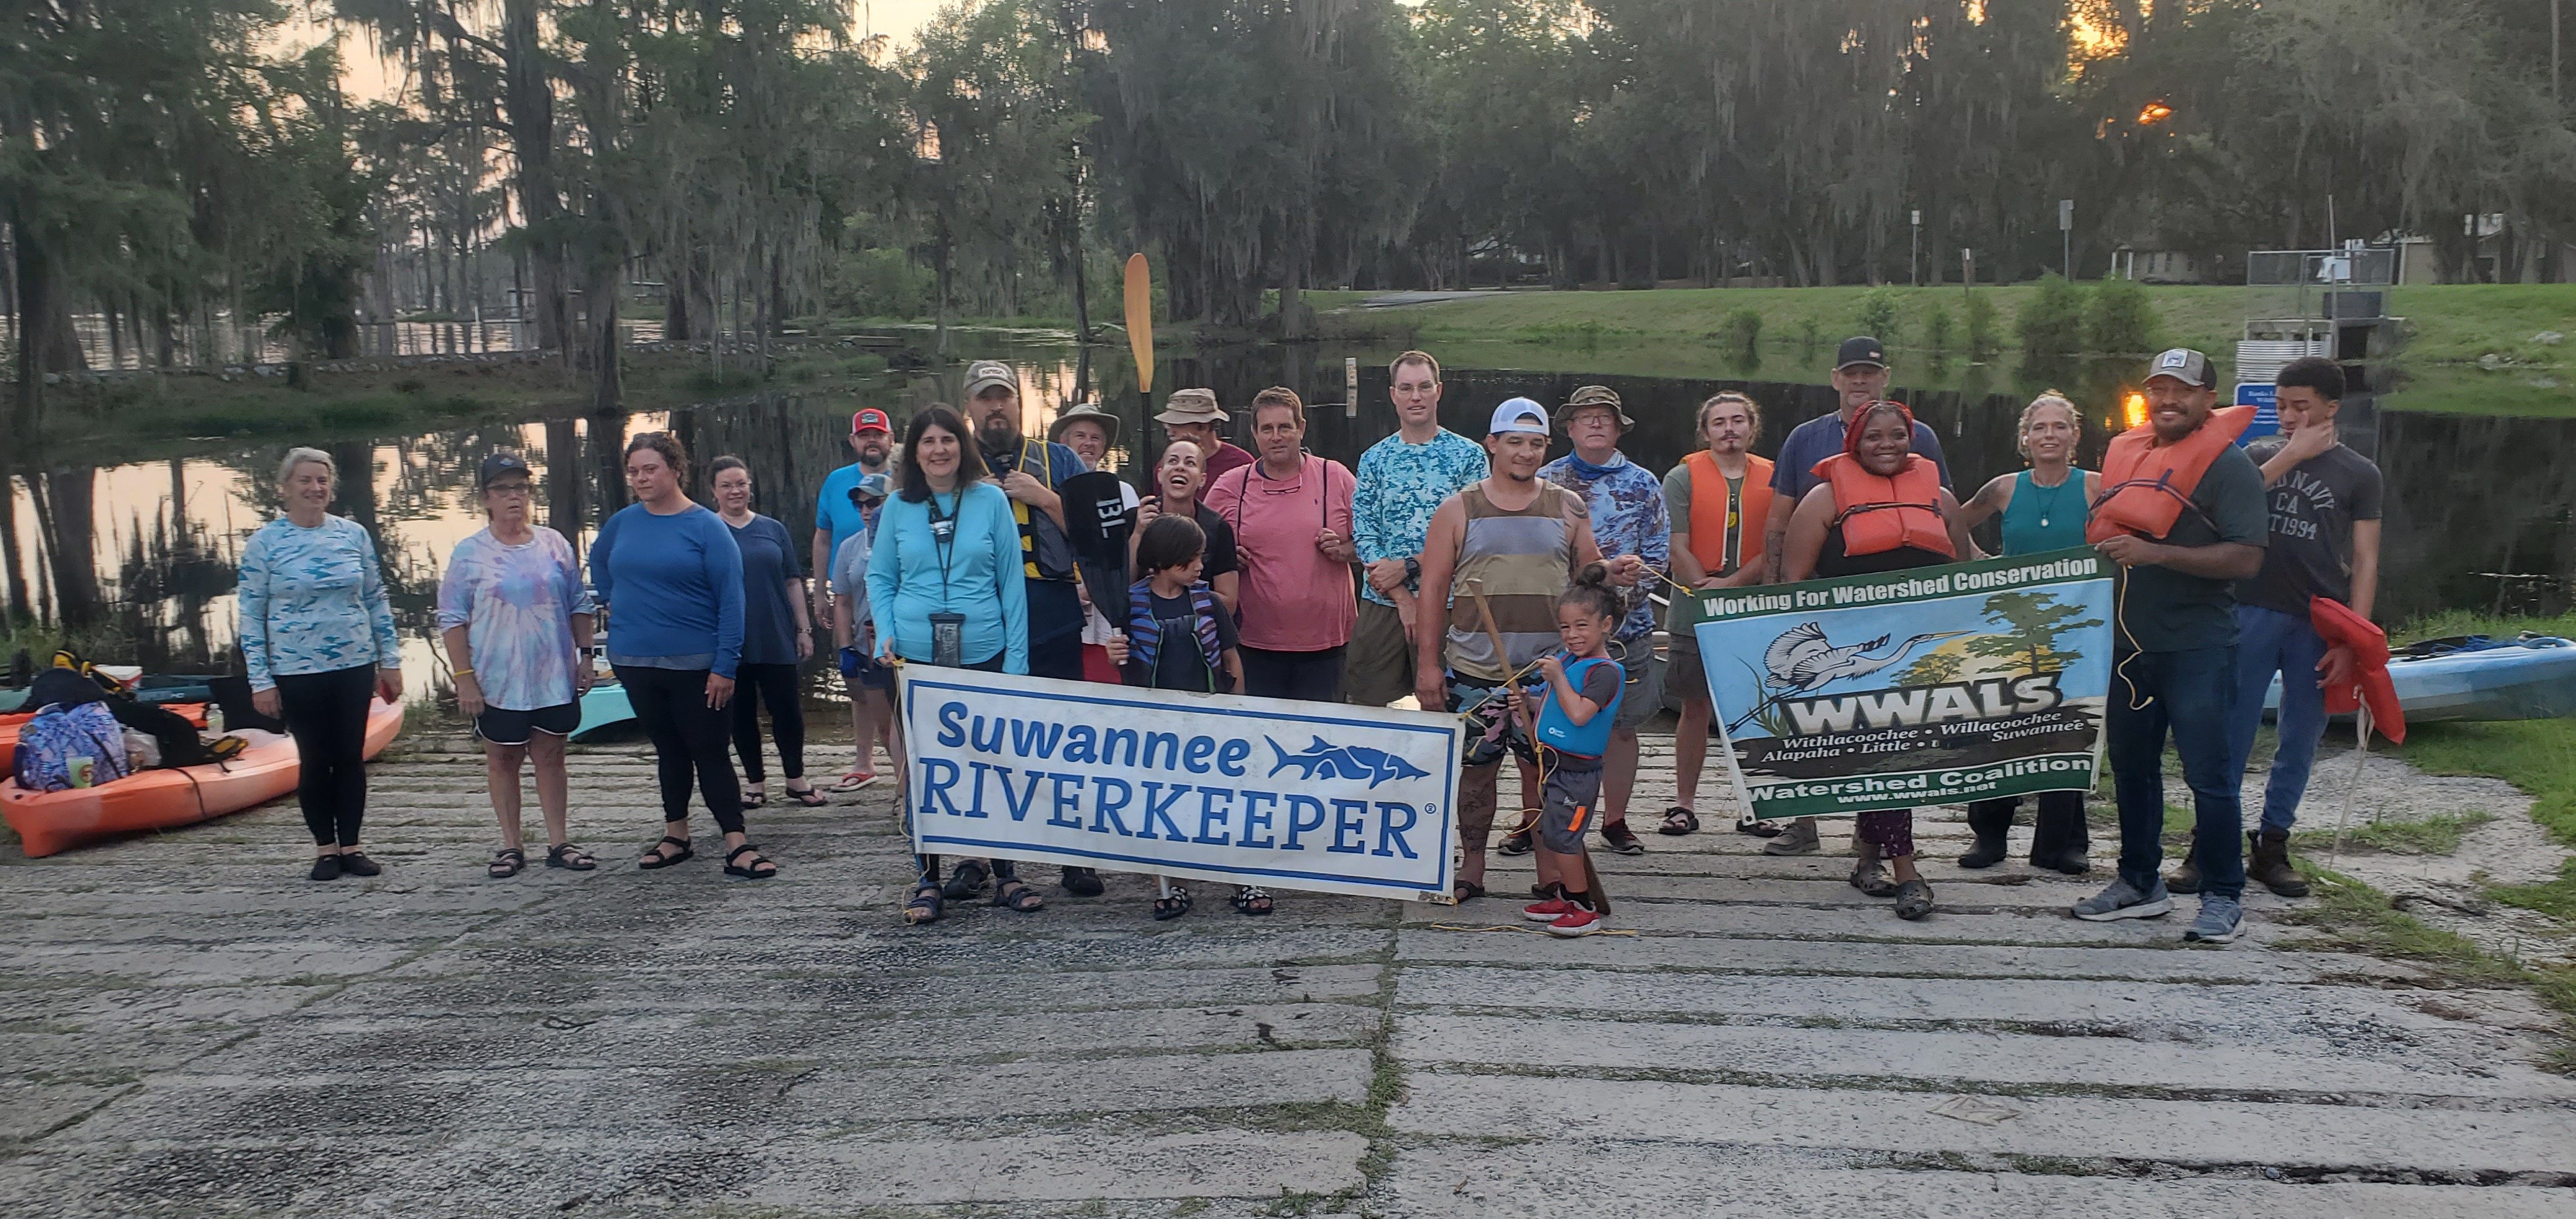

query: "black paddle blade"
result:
(1059, 470), (1137, 623)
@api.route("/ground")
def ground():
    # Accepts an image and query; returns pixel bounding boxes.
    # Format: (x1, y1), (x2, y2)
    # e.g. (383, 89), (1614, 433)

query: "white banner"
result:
(899, 668), (1462, 901)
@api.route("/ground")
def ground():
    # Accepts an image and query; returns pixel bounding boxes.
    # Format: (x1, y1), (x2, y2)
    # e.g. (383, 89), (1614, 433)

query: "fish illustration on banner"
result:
(1678, 547), (2115, 821)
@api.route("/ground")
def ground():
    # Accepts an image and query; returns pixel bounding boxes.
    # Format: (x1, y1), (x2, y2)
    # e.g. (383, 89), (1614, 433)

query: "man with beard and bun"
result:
(1346, 351), (1487, 706)
(815, 408), (896, 791)
(1659, 392), (1772, 838)
(1754, 336), (1952, 857)
(1416, 398), (1641, 900)
(2072, 348), (2267, 945)
(960, 360), (1106, 896)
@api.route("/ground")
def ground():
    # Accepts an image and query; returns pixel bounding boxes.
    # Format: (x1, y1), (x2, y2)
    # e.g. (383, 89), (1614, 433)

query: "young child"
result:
(1522, 565), (1625, 937)
(1108, 514), (1249, 921)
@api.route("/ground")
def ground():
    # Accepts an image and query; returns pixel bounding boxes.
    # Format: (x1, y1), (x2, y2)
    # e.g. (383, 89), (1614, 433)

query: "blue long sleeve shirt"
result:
(865, 482), (1029, 674)
(590, 502), (747, 678)
(236, 514), (401, 691)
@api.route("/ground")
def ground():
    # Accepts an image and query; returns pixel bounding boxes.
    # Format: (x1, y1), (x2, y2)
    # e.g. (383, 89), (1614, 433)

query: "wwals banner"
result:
(1683, 547), (2113, 820)
(900, 668), (1461, 901)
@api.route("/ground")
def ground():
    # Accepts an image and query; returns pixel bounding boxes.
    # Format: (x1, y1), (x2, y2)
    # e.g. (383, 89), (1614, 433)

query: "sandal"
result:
(1454, 879), (1487, 901)
(993, 880), (1045, 912)
(1848, 859), (1899, 898)
(1152, 884), (1193, 921)
(487, 847), (526, 878)
(903, 882), (943, 925)
(742, 788), (769, 809)
(1659, 806), (1700, 836)
(830, 770), (878, 793)
(941, 859), (990, 901)
(1231, 886), (1273, 916)
(784, 786), (829, 807)
(546, 842), (597, 871)
(724, 843), (779, 880)
(1894, 878), (1936, 921)
(1735, 811), (1783, 838)
(638, 836), (694, 870)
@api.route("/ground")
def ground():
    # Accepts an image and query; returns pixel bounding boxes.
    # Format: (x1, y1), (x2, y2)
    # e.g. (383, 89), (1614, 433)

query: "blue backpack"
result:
(11, 702), (132, 792)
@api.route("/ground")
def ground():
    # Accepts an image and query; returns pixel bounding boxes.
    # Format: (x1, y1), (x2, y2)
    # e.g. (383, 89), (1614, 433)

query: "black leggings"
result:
(615, 664), (747, 835)
(730, 662), (805, 784)
(277, 664), (376, 848)
(1966, 790), (2089, 856)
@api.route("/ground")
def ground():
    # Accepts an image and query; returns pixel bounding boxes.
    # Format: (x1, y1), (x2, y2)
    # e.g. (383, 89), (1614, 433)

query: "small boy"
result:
(832, 473), (897, 788)
(1108, 513), (1253, 921)
(1523, 571), (1625, 937)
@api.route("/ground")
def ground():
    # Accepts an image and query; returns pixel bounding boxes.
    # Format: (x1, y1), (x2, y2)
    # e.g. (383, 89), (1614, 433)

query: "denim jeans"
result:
(2227, 605), (2331, 834)
(2108, 645), (2246, 900)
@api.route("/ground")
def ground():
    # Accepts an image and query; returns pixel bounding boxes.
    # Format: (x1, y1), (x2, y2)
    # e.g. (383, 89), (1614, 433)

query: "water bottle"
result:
(206, 704), (225, 735)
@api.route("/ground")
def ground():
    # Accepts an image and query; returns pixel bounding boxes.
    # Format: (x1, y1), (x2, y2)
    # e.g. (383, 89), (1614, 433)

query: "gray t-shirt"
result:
(2237, 439), (2382, 617)
(2115, 443), (2269, 653)
(831, 529), (873, 630)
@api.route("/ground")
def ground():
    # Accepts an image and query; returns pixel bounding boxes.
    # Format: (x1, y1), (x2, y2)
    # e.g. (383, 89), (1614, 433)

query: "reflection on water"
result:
(6, 343), (2570, 697)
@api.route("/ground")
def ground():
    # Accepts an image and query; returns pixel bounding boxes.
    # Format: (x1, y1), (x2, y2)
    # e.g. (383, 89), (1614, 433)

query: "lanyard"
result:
(924, 491), (960, 599)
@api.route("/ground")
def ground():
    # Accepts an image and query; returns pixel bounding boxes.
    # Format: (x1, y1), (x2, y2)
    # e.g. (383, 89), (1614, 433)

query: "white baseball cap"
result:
(1488, 397), (1550, 437)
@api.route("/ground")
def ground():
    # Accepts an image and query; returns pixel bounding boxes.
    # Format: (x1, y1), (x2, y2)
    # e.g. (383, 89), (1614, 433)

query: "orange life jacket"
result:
(1682, 452), (1774, 576)
(1814, 452), (1954, 560)
(2085, 406), (2256, 544)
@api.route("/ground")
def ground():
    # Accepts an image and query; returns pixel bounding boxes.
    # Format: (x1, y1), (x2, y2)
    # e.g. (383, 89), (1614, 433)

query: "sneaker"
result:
(309, 854), (342, 882)
(2183, 896), (2244, 944)
(1598, 822), (1646, 855)
(1523, 898), (1577, 923)
(1060, 866), (1105, 897)
(337, 852), (381, 878)
(1496, 831), (1536, 857)
(1760, 818), (1821, 855)
(1545, 906), (1606, 937)
(2070, 877), (2174, 922)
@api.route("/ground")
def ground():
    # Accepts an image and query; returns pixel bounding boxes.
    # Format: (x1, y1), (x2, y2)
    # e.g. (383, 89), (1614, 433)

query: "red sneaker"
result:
(1546, 906), (1606, 937)
(1522, 898), (1575, 923)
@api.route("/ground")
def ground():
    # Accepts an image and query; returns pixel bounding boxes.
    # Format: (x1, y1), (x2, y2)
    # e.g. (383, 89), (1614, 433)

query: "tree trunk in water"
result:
(32, 468), (103, 628)
(664, 253), (692, 342)
(589, 261), (621, 415)
(0, 470), (29, 625)
(545, 418), (583, 533)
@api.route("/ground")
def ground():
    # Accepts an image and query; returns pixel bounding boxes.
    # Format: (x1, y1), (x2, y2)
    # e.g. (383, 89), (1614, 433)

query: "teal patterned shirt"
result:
(236, 514), (401, 691)
(1352, 429), (1489, 607)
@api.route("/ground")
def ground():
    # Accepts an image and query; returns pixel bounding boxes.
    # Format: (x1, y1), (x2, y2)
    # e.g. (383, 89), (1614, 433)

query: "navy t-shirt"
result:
(726, 513), (805, 666)
(1770, 411), (1954, 502)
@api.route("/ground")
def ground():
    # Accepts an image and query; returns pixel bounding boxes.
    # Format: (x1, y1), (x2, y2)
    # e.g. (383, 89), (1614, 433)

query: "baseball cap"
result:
(850, 408), (892, 435)
(1488, 397), (1551, 437)
(963, 360), (1018, 398)
(1156, 388), (1226, 425)
(2146, 348), (2214, 388)
(1836, 336), (1888, 370)
(477, 451), (532, 490)
(1558, 385), (1633, 428)
(850, 471), (891, 502)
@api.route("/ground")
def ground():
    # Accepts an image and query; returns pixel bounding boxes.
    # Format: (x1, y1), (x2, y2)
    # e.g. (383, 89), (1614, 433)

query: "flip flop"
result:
(829, 770), (878, 793)
(784, 787), (829, 807)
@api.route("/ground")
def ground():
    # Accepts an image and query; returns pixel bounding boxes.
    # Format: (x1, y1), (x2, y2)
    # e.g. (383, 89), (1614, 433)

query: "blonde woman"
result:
(238, 447), (404, 880)
(1956, 392), (2099, 873)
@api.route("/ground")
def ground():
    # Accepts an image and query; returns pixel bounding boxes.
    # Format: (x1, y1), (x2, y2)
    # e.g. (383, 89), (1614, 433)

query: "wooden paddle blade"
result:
(1123, 252), (1154, 395)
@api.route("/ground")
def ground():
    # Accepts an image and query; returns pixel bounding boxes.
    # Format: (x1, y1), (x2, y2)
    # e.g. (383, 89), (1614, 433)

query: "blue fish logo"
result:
(1266, 736), (1432, 788)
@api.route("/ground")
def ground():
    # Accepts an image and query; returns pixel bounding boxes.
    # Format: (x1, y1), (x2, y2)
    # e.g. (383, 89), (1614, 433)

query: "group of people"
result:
(236, 334), (2382, 949)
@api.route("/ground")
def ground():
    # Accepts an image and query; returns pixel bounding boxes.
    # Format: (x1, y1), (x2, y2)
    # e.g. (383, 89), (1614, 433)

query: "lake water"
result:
(8, 340), (2573, 696)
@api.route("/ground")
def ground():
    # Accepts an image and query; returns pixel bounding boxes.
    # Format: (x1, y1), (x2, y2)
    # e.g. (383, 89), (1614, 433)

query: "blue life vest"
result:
(1126, 579), (1225, 687)
(1536, 657), (1622, 758)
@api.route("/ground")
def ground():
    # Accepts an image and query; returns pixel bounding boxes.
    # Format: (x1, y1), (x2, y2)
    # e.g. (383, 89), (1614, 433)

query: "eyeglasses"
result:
(486, 481), (532, 496)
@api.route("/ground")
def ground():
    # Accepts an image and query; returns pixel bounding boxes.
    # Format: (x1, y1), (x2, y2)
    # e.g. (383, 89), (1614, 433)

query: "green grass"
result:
(2386, 611), (2576, 921)
(2292, 812), (2494, 857)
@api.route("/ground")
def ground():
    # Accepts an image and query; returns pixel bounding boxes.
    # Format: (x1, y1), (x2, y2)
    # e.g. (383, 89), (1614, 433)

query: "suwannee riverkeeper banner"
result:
(1682, 547), (2114, 820)
(900, 668), (1462, 901)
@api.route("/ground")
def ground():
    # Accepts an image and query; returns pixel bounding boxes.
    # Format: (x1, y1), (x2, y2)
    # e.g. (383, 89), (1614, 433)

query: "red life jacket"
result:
(1814, 453), (1953, 560)
(2308, 595), (2404, 744)
(2085, 406), (2257, 544)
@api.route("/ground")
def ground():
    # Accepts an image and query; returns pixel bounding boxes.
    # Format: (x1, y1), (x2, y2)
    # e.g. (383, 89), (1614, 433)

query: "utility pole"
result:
(1910, 210), (1922, 287)
(2059, 199), (2075, 280)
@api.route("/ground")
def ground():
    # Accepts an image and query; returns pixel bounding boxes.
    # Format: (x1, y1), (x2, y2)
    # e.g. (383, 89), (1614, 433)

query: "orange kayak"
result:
(2, 698), (403, 858)
(0, 702), (207, 755)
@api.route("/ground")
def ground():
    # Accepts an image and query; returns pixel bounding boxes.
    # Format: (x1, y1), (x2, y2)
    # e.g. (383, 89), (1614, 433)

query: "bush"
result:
(1856, 288), (1903, 346)
(1796, 316), (1825, 357)
(1922, 304), (1955, 356)
(1718, 307), (1763, 361)
(1963, 291), (2000, 360)
(2017, 274), (2087, 365)
(2084, 276), (2162, 356)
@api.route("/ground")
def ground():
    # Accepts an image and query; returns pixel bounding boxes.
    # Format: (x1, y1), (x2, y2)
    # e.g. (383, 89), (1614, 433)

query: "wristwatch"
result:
(1403, 556), (1422, 586)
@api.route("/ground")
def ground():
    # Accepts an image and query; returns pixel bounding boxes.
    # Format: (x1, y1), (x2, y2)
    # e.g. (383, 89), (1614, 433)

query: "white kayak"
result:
(2266, 634), (2576, 723)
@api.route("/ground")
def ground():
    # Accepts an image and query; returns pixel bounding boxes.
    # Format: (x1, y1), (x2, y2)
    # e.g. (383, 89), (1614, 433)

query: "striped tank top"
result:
(1445, 482), (1577, 681)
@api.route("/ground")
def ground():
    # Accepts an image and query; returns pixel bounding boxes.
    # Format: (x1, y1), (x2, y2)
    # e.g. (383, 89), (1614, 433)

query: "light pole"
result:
(2060, 199), (2075, 280)
(1911, 209), (1922, 287)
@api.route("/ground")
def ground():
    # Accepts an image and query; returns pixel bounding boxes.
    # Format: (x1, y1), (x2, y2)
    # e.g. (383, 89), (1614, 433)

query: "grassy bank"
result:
(27, 344), (892, 464)
(2386, 611), (2576, 922)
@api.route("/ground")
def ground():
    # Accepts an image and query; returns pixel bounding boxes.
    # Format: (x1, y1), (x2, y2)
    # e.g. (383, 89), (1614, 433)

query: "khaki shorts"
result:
(1340, 597), (1416, 707)
(1666, 602), (1707, 705)
(1608, 638), (1664, 730)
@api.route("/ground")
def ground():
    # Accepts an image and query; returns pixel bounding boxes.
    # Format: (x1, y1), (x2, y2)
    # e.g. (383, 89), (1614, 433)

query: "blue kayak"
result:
(2266, 634), (2576, 723)
(572, 682), (636, 740)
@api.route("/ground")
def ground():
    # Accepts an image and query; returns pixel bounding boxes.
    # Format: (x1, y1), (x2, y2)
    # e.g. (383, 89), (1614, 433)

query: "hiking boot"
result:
(2026, 846), (2092, 875)
(2165, 831), (2202, 895)
(2248, 828), (2310, 898)
(2184, 895), (2244, 944)
(1598, 822), (1647, 855)
(1761, 817), (1821, 855)
(2070, 877), (2174, 922)
(1960, 801), (2012, 869)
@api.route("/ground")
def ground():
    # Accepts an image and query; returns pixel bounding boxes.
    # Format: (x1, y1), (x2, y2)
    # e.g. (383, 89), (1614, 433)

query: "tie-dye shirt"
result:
(236, 514), (401, 691)
(436, 526), (597, 712)
(1539, 451), (1673, 643)
(1352, 428), (1489, 608)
